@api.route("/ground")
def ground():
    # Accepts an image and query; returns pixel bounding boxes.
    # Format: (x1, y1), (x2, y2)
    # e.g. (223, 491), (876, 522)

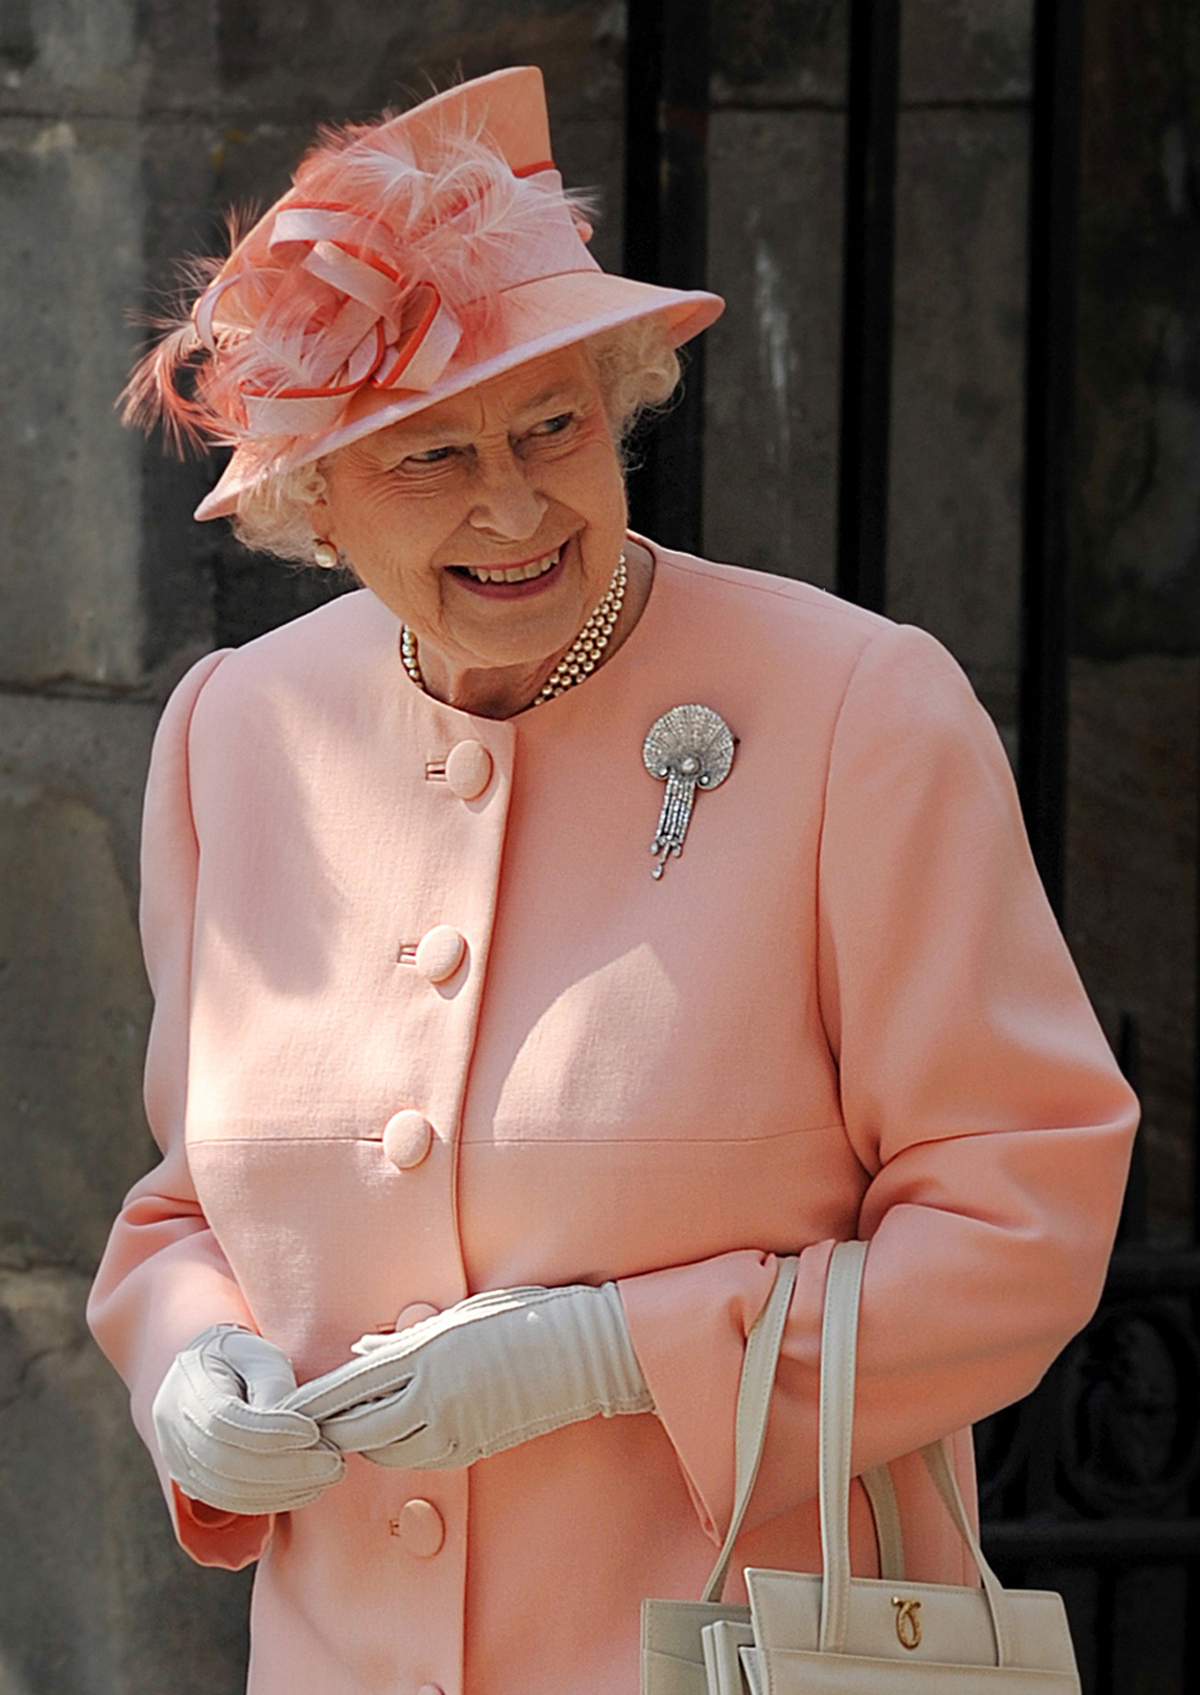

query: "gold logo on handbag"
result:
(891, 1596), (922, 1650)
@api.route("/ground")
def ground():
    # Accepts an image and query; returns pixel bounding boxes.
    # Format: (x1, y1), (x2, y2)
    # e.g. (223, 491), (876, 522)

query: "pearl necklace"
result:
(400, 553), (628, 708)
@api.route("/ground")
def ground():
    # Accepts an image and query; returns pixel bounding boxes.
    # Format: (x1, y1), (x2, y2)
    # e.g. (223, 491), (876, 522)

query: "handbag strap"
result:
(701, 1255), (799, 1603)
(919, 1439), (1013, 1665)
(816, 1240), (870, 1651)
(861, 1460), (904, 1581)
(700, 1255), (906, 1605)
(817, 1240), (1014, 1667)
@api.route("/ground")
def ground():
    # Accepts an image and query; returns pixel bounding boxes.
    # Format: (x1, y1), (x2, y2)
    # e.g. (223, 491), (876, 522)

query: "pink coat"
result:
(88, 542), (1137, 1695)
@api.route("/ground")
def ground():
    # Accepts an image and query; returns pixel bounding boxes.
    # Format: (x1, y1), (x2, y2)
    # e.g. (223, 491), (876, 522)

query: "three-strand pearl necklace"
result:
(400, 553), (628, 708)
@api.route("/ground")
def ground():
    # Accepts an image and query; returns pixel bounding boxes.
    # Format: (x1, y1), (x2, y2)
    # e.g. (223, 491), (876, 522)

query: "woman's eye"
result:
(529, 412), (575, 438)
(403, 445), (456, 467)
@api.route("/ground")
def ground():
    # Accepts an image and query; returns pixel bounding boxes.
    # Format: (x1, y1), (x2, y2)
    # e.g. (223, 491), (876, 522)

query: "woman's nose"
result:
(467, 454), (547, 538)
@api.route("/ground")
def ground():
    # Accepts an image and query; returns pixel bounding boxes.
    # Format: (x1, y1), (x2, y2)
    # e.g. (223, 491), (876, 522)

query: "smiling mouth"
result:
(450, 548), (562, 585)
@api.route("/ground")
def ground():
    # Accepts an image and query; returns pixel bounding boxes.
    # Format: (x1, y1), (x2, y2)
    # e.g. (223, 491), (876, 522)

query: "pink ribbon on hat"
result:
(193, 202), (464, 436)
(190, 167), (599, 442)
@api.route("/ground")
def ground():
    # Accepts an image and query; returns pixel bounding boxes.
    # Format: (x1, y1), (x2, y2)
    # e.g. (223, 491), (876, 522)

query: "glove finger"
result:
(173, 1440), (346, 1509)
(179, 1416), (348, 1482)
(178, 1473), (336, 1514)
(192, 1400), (328, 1453)
(319, 1391), (427, 1454)
(359, 1431), (460, 1470)
(180, 1359), (328, 1451)
(283, 1353), (417, 1422)
(217, 1331), (300, 1407)
(160, 1403), (323, 1469)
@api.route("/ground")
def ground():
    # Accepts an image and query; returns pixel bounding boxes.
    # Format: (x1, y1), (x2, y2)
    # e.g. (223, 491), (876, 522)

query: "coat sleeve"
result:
(617, 620), (1138, 1547)
(86, 649), (275, 1571)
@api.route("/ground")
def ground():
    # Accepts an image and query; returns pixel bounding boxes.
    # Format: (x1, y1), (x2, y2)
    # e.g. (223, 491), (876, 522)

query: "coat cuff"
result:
(171, 1483), (274, 1570)
(618, 1249), (782, 1544)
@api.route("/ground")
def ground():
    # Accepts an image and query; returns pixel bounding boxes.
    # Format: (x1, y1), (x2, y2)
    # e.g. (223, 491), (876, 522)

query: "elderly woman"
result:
(89, 65), (1136, 1695)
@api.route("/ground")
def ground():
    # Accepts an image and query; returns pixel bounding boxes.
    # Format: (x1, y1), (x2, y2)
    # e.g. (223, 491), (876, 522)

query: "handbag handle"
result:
(701, 1256), (799, 1603)
(818, 1241), (1015, 1666)
(699, 1254), (904, 1604)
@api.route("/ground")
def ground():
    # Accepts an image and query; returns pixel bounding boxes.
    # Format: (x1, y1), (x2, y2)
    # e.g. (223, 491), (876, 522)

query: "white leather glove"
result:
(152, 1324), (347, 1514)
(283, 1283), (653, 1469)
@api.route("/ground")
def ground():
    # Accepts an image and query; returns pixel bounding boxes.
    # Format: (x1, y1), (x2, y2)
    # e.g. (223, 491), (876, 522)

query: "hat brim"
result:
(193, 273), (724, 520)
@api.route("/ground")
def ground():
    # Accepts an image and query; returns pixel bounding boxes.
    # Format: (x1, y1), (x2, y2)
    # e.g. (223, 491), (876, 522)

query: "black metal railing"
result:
(835, 0), (900, 617)
(622, 0), (711, 553)
(1017, 0), (1083, 919)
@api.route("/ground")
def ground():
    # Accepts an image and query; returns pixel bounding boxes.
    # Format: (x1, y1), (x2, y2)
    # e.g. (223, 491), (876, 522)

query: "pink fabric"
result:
(88, 546), (1137, 1695)
(207, 164), (593, 438)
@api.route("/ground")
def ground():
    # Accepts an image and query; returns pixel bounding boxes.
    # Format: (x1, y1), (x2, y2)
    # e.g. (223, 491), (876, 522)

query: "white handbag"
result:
(642, 1241), (1082, 1695)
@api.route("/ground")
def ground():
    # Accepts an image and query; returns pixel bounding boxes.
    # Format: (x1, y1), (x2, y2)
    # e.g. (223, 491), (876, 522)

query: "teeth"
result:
(462, 551), (559, 584)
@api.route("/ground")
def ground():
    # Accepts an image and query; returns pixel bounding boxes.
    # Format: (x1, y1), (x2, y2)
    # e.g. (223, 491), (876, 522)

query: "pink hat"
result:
(123, 66), (724, 521)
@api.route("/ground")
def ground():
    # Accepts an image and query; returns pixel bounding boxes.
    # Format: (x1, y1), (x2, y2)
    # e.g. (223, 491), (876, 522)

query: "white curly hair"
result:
(231, 316), (682, 564)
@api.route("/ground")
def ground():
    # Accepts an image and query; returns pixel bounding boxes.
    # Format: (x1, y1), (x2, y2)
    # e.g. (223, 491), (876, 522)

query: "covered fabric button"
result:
(445, 739), (493, 800)
(395, 1302), (439, 1330)
(393, 1498), (445, 1558)
(382, 1110), (433, 1170)
(414, 925), (466, 984)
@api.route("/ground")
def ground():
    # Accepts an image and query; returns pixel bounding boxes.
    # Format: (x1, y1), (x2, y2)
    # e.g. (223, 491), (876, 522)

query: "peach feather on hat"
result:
(121, 66), (724, 522)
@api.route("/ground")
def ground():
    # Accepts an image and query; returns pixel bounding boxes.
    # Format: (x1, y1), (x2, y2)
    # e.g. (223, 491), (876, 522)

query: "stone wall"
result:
(704, 0), (1032, 737)
(1, 1), (1195, 1689)
(0, 6), (624, 1691)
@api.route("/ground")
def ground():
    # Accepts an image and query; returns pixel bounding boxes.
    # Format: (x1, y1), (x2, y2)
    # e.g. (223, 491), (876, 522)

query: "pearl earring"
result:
(313, 540), (339, 569)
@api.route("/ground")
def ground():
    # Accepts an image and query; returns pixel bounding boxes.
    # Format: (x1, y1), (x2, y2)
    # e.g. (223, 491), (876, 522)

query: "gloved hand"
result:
(152, 1324), (347, 1514)
(283, 1283), (653, 1469)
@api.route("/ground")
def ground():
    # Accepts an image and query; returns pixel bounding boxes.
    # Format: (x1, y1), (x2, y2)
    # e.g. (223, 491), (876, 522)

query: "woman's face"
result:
(310, 344), (629, 693)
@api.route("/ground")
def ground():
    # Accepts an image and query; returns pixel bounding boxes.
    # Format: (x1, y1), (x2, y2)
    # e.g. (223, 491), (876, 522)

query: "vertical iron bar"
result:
(622, 0), (711, 551)
(835, 0), (901, 613)
(1093, 1570), (1116, 1695)
(1194, 686), (1200, 1249)
(1190, 1308), (1200, 1690)
(1115, 1013), (1147, 1246)
(1017, 0), (1084, 918)
(622, 0), (664, 292)
(1191, 688), (1200, 1695)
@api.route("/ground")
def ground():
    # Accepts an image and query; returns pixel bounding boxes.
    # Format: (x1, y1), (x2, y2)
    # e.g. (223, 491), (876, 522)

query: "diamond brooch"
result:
(642, 704), (736, 878)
